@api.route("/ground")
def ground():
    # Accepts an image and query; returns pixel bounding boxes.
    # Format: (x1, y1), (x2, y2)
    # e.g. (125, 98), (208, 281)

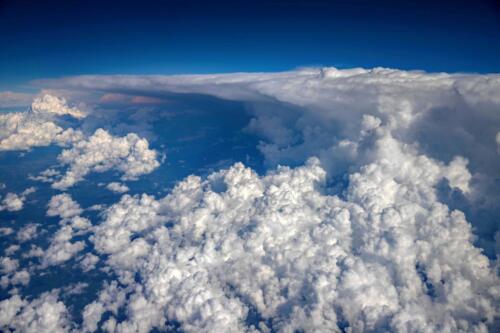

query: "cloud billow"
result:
(1, 67), (499, 332)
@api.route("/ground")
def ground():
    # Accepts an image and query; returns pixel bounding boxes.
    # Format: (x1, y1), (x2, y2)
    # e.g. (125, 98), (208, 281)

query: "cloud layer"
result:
(84, 126), (498, 332)
(38, 67), (500, 256)
(1, 68), (499, 332)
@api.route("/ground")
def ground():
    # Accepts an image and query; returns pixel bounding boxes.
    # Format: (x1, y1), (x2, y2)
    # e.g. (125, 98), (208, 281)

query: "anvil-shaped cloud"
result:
(0, 68), (499, 332)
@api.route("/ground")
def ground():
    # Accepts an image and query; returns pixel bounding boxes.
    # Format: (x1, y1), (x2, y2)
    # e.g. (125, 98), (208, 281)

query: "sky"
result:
(1, 0), (500, 89)
(1, 1), (500, 332)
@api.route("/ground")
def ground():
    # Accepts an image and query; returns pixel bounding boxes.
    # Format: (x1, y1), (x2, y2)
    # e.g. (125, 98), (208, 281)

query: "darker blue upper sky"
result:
(1, 0), (499, 88)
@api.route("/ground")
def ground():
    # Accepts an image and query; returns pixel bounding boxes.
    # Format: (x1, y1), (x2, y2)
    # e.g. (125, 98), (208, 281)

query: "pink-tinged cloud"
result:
(99, 93), (129, 103)
(130, 96), (165, 105)
(99, 93), (165, 105)
(0, 91), (34, 108)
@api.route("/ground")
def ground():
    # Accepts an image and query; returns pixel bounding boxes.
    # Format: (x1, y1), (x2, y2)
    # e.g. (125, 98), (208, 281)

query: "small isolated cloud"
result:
(51, 128), (160, 190)
(106, 182), (129, 193)
(29, 168), (61, 183)
(16, 223), (39, 243)
(0, 227), (14, 236)
(0, 193), (24, 212)
(47, 193), (83, 220)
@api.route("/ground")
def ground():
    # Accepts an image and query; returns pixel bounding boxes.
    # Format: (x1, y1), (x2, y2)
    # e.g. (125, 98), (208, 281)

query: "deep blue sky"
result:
(1, 0), (499, 88)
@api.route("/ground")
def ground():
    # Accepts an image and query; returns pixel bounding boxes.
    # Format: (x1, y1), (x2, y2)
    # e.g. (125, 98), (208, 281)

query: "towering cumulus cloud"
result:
(87, 126), (499, 332)
(30, 94), (87, 119)
(0, 94), (84, 151)
(1, 68), (499, 332)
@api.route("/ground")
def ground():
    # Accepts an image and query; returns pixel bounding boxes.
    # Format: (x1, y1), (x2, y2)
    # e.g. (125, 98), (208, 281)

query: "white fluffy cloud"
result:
(0, 94), (84, 151)
(47, 193), (83, 219)
(87, 128), (499, 332)
(42, 225), (86, 267)
(0, 245), (30, 290)
(0, 256), (19, 274)
(0, 193), (24, 212)
(16, 223), (39, 243)
(42, 194), (91, 267)
(106, 182), (130, 193)
(30, 94), (86, 119)
(51, 129), (160, 190)
(0, 94), (160, 188)
(0, 187), (35, 212)
(0, 292), (70, 333)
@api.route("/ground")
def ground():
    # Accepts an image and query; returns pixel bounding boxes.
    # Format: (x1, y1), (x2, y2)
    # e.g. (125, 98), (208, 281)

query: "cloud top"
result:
(87, 148), (498, 332)
(52, 128), (160, 190)
(0, 94), (85, 151)
(31, 94), (86, 119)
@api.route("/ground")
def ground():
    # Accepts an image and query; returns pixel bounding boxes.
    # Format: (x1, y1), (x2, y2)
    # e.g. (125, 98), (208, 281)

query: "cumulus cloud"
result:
(42, 194), (90, 267)
(106, 182), (130, 193)
(80, 253), (99, 272)
(5, 244), (20, 256)
(23, 245), (44, 259)
(0, 256), (19, 274)
(0, 227), (14, 236)
(0, 94), (84, 151)
(0, 94), (160, 189)
(0, 193), (24, 212)
(47, 193), (83, 219)
(0, 291), (70, 333)
(0, 256), (29, 290)
(87, 130), (498, 332)
(42, 225), (86, 267)
(0, 187), (35, 212)
(51, 128), (160, 190)
(16, 223), (39, 242)
(30, 94), (86, 119)
(29, 168), (61, 183)
(0, 268), (30, 289)
(0, 113), (82, 151)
